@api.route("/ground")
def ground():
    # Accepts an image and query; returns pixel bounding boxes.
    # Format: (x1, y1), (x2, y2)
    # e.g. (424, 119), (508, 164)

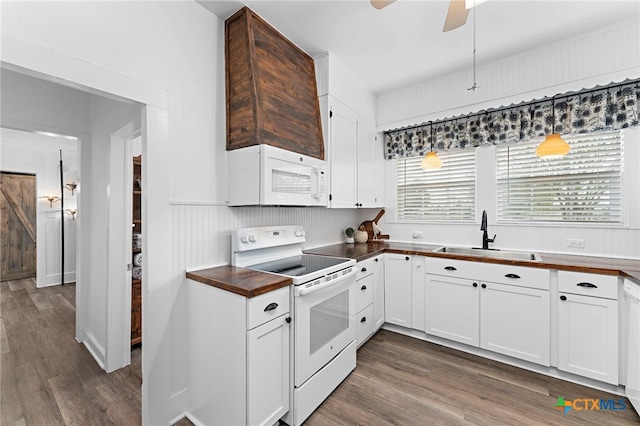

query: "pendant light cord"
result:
(468, 7), (478, 91)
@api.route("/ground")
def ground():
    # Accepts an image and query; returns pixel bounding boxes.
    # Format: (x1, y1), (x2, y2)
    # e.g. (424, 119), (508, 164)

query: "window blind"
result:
(496, 131), (623, 223)
(397, 150), (476, 221)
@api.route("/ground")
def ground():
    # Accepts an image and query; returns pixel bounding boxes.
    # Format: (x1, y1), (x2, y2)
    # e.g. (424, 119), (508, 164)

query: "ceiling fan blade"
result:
(443, 0), (470, 32)
(370, 0), (396, 10)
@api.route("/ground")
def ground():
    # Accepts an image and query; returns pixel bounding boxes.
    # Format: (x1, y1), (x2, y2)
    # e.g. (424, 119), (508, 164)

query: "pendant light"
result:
(421, 124), (443, 170)
(536, 98), (570, 158)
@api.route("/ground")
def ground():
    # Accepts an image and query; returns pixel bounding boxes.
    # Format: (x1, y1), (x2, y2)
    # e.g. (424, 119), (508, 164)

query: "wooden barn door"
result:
(0, 172), (37, 281)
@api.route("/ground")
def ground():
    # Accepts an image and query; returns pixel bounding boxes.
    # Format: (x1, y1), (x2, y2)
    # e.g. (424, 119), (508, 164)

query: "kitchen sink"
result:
(432, 246), (542, 262)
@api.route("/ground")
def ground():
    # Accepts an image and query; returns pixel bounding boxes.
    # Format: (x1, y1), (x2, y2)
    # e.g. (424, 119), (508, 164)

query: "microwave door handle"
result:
(311, 167), (320, 199)
(296, 268), (356, 296)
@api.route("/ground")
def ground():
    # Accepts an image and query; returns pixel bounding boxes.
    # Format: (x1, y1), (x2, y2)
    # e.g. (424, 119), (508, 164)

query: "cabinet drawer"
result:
(356, 304), (374, 347)
(425, 257), (476, 279)
(482, 264), (550, 291)
(357, 273), (374, 312)
(356, 257), (375, 281)
(247, 287), (290, 330)
(558, 271), (618, 300)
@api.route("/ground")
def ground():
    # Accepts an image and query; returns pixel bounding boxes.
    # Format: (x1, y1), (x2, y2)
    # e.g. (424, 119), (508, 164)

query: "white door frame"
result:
(106, 120), (139, 372)
(2, 33), (171, 425)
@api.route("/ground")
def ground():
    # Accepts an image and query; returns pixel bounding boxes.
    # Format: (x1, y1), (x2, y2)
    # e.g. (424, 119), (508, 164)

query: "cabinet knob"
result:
(361, 285), (367, 291)
(286, 317), (292, 323)
(375, 258), (379, 262)
(361, 267), (367, 272)
(405, 256), (410, 261)
(473, 283), (478, 287)
(264, 302), (278, 312)
(360, 317), (367, 323)
(560, 295), (567, 301)
(481, 283), (487, 289)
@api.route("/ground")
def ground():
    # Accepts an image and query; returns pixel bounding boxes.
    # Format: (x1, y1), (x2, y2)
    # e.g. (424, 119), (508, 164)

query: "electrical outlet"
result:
(412, 231), (423, 239)
(567, 239), (585, 248)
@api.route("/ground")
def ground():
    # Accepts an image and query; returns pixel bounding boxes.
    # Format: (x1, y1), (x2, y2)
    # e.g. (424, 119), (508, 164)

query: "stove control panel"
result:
(233, 225), (306, 252)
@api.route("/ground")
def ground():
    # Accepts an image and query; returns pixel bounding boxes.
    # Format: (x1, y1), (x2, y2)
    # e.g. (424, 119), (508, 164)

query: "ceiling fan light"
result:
(536, 133), (570, 159)
(421, 151), (443, 170)
(465, 0), (487, 9)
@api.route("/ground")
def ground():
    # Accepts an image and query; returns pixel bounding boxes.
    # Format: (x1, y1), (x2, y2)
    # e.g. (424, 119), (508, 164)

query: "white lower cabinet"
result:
(247, 315), (290, 426)
(187, 282), (290, 426)
(384, 253), (413, 328)
(372, 255), (385, 330)
(425, 275), (480, 346)
(356, 255), (384, 347)
(480, 281), (550, 365)
(558, 271), (619, 384)
(424, 258), (551, 366)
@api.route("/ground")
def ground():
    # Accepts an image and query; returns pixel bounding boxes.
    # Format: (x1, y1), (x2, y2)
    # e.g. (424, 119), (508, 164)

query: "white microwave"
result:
(227, 144), (328, 206)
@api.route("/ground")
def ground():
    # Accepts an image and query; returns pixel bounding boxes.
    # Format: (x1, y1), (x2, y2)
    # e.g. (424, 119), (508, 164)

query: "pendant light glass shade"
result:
(421, 151), (443, 170)
(535, 133), (570, 159)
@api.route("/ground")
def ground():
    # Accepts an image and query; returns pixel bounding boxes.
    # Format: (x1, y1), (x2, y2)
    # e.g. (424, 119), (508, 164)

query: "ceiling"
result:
(196, 0), (640, 95)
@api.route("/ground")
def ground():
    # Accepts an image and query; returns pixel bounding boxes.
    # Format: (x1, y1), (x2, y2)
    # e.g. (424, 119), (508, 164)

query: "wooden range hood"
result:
(225, 7), (325, 160)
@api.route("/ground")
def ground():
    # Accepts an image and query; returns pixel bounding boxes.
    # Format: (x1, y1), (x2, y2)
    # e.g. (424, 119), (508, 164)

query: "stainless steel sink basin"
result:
(432, 246), (542, 262)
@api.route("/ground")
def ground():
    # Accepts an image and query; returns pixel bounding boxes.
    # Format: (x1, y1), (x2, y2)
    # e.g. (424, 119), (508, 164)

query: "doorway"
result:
(0, 172), (37, 281)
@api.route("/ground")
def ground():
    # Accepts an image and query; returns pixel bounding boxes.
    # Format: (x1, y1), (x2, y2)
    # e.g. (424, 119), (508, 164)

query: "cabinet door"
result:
(247, 314), (290, 426)
(328, 100), (358, 208)
(356, 118), (382, 207)
(425, 274), (479, 346)
(559, 293), (618, 384)
(480, 282), (550, 366)
(373, 255), (385, 330)
(411, 257), (426, 332)
(384, 254), (412, 328)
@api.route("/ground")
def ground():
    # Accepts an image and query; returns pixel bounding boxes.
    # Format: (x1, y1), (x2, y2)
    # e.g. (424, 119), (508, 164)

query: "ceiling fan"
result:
(370, 0), (487, 32)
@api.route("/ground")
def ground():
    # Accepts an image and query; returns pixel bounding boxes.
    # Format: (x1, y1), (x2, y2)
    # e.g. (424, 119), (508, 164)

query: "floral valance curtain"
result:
(384, 80), (640, 160)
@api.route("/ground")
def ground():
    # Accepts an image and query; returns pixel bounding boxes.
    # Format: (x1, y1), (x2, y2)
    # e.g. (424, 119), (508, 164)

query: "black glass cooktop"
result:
(249, 254), (350, 277)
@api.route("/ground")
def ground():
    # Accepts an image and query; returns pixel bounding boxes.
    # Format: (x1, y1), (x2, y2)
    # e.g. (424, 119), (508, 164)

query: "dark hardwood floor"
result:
(3, 278), (638, 425)
(306, 330), (640, 425)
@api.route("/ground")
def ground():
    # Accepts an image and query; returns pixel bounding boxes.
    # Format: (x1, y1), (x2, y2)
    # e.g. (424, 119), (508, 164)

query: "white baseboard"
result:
(82, 330), (106, 370)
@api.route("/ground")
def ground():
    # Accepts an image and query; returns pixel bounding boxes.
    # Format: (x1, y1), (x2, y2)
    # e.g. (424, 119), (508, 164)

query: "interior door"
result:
(0, 172), (37, 281)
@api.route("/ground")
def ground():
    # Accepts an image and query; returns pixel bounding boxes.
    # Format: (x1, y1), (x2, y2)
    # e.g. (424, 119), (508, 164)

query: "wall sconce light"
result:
(65, 182), (78, 195)
(65, 209), (77, 220)
(42, 195), (60, 207)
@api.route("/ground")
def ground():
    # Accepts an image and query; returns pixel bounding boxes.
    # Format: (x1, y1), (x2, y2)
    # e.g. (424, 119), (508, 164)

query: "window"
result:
(397, 150), (476, 221)
(496, 131), (623, 223)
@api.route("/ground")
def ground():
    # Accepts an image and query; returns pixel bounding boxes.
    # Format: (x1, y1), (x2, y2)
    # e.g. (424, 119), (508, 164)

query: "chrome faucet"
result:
(480, 210), (496, 250)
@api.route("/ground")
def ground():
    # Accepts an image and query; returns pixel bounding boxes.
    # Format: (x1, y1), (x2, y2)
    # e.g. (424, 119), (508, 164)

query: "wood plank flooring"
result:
(3, 278), (638, 425)
(1, 279), (142, 425)
(306, 330), (640, 425)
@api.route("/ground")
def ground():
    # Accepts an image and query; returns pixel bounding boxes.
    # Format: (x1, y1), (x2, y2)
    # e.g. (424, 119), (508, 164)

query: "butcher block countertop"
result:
(186, 266), (292, 298)
(304, 241), (640, 282)
(187, 242), (639, 298)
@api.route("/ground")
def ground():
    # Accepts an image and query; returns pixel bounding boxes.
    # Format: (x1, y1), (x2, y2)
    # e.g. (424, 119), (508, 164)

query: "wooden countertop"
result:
(187, 243), (639, 298)
(304, 242), (640, 282)
(186, 266), (292, 298)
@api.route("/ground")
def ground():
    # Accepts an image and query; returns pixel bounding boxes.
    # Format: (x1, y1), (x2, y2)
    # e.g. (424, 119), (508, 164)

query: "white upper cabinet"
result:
(315, 52), (384, 209)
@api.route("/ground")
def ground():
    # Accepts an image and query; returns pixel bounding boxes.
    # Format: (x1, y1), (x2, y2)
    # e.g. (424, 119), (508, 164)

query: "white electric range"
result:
(232, 225), (357, 425)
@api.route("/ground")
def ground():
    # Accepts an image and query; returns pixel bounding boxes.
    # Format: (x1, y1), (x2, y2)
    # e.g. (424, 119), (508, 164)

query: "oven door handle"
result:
(296, 268), (356, 296)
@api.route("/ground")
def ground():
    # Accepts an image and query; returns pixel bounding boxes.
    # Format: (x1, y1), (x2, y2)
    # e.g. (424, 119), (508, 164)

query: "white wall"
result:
(1, 128), (78, 286)
(377, 19), (640, 259)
